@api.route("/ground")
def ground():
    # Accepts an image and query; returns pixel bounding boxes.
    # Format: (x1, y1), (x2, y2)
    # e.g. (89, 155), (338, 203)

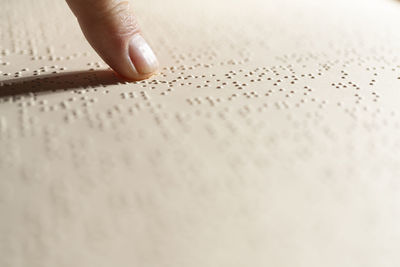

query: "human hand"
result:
(66, 0), (159, 80)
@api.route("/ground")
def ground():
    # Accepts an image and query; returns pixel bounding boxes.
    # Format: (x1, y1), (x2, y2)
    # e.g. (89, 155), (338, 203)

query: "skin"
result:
(66, 0), (159, 81)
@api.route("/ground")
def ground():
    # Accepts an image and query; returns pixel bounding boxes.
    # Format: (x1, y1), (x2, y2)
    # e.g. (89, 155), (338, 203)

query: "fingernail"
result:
(128, 34), (159, 75)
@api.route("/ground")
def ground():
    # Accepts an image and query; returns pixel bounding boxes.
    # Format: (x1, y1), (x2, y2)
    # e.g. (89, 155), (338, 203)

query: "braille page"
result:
(1, 0), (400, 266)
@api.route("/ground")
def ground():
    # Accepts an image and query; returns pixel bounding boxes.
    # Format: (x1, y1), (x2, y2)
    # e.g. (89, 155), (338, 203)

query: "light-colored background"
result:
(1, 0), (400, 266)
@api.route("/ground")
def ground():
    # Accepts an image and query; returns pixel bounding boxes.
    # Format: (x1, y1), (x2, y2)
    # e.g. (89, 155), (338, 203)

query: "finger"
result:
(66, 0), (159, 80)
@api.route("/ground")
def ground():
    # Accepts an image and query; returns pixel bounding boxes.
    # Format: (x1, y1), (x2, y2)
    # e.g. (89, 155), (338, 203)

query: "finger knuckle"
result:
(99, 0), (140, 37)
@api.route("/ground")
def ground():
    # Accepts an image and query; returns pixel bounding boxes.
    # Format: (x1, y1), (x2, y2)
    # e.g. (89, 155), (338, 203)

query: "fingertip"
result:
(128, 34), (159, 76)
(116, 67), (159, 81)
(89, 34), (159, 81)
(66, 0), (159, 81)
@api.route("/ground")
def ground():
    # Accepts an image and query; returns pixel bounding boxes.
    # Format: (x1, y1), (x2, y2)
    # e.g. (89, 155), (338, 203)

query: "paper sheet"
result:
(1, 0), (400, 266)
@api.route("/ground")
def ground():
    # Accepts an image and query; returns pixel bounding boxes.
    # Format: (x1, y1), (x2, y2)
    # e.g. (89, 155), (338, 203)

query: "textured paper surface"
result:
(1, 0), (400, 266)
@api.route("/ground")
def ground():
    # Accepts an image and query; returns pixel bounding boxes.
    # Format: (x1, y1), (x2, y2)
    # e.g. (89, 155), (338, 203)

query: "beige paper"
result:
(1, 0), (400, 266)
